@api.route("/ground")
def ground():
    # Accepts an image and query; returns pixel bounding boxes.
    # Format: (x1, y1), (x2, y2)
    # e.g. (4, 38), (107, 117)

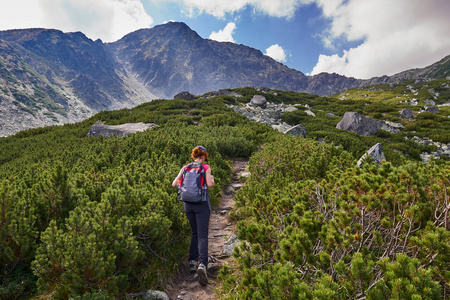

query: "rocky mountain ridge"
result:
(0, 22), (449, 137)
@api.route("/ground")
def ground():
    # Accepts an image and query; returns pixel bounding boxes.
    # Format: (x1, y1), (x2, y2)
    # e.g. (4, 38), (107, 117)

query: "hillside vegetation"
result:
(0, 81), (449, 299)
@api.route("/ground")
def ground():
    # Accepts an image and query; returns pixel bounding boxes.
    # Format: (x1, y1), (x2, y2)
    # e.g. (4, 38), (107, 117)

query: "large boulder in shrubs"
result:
(357, 143), (386, 167)
(284, 124), (307, 137)
(336, 112), (383, 136)
(250, 95), (267, 108)
(399, 108), (414, 118)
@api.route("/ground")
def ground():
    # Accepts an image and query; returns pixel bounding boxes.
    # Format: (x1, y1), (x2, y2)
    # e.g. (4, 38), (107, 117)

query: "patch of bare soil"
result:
(166, 159), (248, 300)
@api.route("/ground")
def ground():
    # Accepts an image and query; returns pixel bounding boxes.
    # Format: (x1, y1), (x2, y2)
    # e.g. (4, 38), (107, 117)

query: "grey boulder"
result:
(250, 95), (267, 108)
(399, 108), (414, 118)
(357, 143), (386, 167)
(425, 106), (440, 113)
(284, 124), (307, 137)
(336, 112), (383, 136)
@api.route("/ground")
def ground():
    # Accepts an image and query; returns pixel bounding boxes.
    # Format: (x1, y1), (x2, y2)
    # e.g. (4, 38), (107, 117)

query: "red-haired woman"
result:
(172, 145), (214, 285)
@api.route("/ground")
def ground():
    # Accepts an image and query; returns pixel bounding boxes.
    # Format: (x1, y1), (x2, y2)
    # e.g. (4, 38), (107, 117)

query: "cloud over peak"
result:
(265, 44), (287, 63)
(209, 22), (237, 43)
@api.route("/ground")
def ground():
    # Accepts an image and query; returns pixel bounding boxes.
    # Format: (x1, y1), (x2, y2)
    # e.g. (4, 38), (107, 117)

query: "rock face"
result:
(173, 91), (196, 100)
(336, 112), (383, 136)
(399, 108), (414, 118)
(87, 122), (158, 137)
(357, 143), (386, 167)
(411, 136), (450, 162)
(284, 124), (307, 137)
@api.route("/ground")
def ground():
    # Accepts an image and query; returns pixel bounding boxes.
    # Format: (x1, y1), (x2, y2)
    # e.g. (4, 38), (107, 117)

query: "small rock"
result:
(224, 185), (235, 194)
(142, 290), (170, 300)
(240, 172), (251, 178)
(223, 235), (241, 256)
(326, 112), (338, 117)
(305, 110), (316, 117)
(424, 99), (436, 106)
(231, 183), (243, 189)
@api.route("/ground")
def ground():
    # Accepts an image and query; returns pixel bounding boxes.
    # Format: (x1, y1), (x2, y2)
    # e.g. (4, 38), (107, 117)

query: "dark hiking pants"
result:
(184, 201), (210, 267)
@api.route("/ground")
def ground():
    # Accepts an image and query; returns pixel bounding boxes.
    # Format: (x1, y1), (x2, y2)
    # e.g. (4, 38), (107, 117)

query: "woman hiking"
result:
(172, 145), (214, 286)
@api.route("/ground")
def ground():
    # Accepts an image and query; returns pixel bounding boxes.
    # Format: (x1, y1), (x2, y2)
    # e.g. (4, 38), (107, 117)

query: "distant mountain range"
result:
(0, 21), (449, 137)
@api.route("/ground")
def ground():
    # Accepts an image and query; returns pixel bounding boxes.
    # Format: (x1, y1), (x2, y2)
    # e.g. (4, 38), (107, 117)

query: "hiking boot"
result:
(189, 260), (197, 273)
(196, 263), (208, 286)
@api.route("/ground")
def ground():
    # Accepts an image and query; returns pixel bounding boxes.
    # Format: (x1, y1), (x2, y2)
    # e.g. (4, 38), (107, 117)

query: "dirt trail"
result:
(166, 159), (248, 300)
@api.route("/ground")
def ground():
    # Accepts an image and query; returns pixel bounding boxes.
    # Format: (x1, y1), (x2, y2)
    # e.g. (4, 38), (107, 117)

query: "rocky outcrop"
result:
(203, 89), (242, 98)
(357, 143), (386, 167)
(381, 120), (404, 134)
(173, 91), (196, 100)
(87, 122), (158, 137)
(410, 136), (450, 162)
(228, 102), (302, 134)
(336, 112), (383, 136)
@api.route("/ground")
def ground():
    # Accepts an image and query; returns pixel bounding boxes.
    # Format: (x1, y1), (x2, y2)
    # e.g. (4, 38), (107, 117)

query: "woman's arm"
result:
(172, 167), (186, 187)
(205, 167), (214, 187)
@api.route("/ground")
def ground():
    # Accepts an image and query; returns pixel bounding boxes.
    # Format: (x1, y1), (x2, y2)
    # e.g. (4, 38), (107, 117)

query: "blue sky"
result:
(1, 0), (450, 79)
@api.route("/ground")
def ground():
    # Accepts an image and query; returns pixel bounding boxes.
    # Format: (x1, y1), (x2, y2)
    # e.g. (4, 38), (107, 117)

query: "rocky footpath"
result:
(163, 160), (247, 300)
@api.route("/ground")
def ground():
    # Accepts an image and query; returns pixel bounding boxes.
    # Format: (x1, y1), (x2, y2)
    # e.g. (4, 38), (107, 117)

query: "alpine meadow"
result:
(0, 78), (449, 299)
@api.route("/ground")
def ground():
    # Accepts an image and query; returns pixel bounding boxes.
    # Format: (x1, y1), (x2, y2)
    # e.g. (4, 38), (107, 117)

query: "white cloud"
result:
(310, 0), (450, 78)
(0, 0), (46, 30)
(265, 44), (287, 63)
(0, 0), (153, 42)
(209, 22), (237, 43)
(178, 0), (307, 19)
